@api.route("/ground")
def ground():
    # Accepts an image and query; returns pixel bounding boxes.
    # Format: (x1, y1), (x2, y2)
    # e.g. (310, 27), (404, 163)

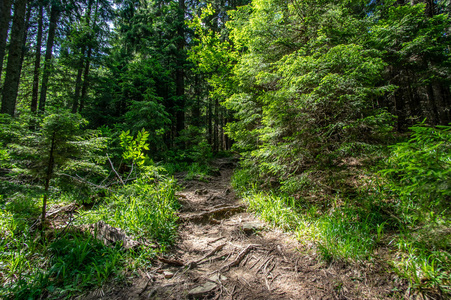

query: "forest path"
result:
(87, 157), (405, 300)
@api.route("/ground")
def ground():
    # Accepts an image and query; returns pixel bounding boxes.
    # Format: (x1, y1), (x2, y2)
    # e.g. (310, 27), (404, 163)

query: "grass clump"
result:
(78, 176), (179, 245)
(7, 233), (124, 299)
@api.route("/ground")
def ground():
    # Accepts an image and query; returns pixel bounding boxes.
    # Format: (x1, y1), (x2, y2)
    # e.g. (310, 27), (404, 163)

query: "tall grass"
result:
(0, 174), (180, 298)
(243, 191), (384, 262)
(78, 177), (179, 245)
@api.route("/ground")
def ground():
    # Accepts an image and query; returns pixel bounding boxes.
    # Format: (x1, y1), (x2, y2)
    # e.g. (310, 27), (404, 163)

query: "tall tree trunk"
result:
(192, 75), (201, 127)
(214, 98), (219, 152)
(71, 61), (84, 113)
(0, 0), (13, 87)
(1, 0), (28, 116)
(208, 98), (212, 145)
(72, 0), (94, 113)
(19, 3), (32, 76)
(38, 3), (60, 113)
(175, 0), (185, 141)
(406, 73), (421, 124)
(31, 4), (44, 113)
(79, 0), (97, 113)
(426, 83), (439, 124)
(79, 46), (92, 113)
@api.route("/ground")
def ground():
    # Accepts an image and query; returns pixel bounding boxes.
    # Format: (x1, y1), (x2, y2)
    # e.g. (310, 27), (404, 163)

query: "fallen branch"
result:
(60, 173), (112, 192)
(186, 243), (227, 268)
(220, 244), (260, 272)
(89, 221), (156, 250)
(256, 256), (273, 274)
(208, 236), (226, 245)
(249, 255), (262, 269)
(107, 154), (124, 185)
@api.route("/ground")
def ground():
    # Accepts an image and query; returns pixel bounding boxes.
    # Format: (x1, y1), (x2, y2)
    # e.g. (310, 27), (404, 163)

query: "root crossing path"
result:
(88, 158), (406, 300)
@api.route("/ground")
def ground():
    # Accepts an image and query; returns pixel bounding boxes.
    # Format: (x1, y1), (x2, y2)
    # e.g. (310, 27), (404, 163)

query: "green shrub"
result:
(381, 123), (451, 213)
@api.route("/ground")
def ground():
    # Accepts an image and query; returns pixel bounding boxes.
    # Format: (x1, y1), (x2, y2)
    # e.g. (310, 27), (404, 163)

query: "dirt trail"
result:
(86, 158), (407, 300)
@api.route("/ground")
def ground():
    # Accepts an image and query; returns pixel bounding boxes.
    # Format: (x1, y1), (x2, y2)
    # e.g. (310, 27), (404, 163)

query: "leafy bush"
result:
(381, 123), (451, 213)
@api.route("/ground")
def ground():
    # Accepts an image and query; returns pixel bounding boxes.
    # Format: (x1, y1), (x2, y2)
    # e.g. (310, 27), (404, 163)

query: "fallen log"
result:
(89, 221), (157, 250)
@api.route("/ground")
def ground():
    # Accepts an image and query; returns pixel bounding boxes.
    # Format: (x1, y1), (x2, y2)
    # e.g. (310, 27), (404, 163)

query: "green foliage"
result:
(223, 0), (395, 187)
(2, 110), (107, 186)
(381, 123), (451, 212)
(184, 163), (211, 182)
(393, 224), (451, 295)
(242, 189), (386, 262)
(3, 233), (124, 299)
(120, 129), (150, 167)
(78, 177), (179, 245)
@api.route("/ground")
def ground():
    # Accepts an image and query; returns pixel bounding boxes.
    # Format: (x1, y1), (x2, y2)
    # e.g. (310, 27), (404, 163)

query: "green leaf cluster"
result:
(382, 123), (451, 211)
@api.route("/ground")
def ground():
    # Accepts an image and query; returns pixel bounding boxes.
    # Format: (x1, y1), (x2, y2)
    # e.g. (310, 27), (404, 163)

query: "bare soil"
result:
(82, 158), (409, 300)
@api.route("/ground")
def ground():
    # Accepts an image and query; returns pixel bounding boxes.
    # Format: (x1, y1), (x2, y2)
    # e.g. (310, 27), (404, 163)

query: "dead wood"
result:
(249, 255), (262, 269)
(208, 236), (226, 244)
(30, 202), (78, 230)
(46, 202), (78, 218)
(220, 244), (260, 272)
(89, 221), (156, 250)
(256, 256), (273, 274)
(186, 242), (227, 268)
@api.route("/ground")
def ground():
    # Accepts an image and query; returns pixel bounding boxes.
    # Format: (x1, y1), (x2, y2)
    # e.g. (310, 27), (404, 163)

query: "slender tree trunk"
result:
(79, 0), (97, 113)
(31, 4), (44, 113)
(406, 71), (421, 123)
(19, 3), (32, 75)
(175, 0), (185, 142)
(426, 83), (439, 124)
(79, 46), (92, 112)
(71, 61), (84, 113)
(41, 131), (56, 225)
(0, 0), (13, 87)
(219, 107), (224, 151)
(73, 0), (94, 113)
(38, 3), (60, 113)
(1, 0), (28, 116)
(214, 98), (219, 152)
(208, 98), (212, 145)
(192, 74), (201, 127)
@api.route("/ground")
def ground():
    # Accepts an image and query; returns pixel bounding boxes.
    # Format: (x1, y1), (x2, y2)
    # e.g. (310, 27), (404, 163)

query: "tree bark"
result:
(41, 131), (56, 225)
(31, 4), (44, 113)
(38, 2), (60, 113)
(1, 0), (28, 116)
(175, 0), (185, 143)
(79, 0), (97, 113)
(72, 62), (84, 113)
(19, 3), (32, 76)
(0, 0), (13, 87)
(72, 0), (94, 113)
(79, 46), (92, 112)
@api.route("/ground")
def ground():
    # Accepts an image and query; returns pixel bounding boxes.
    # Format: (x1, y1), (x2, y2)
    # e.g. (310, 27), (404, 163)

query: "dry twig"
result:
(220, 244), (260, 272)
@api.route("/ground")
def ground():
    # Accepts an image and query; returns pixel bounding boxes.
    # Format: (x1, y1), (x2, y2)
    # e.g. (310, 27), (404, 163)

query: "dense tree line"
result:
(0, 0), (449, 169)
(0, 0), (243, 156)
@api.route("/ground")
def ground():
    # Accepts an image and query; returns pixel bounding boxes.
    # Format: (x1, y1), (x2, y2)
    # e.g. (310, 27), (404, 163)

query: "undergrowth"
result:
(233, 123), (451, 297)
(0, 175), (179, 299)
